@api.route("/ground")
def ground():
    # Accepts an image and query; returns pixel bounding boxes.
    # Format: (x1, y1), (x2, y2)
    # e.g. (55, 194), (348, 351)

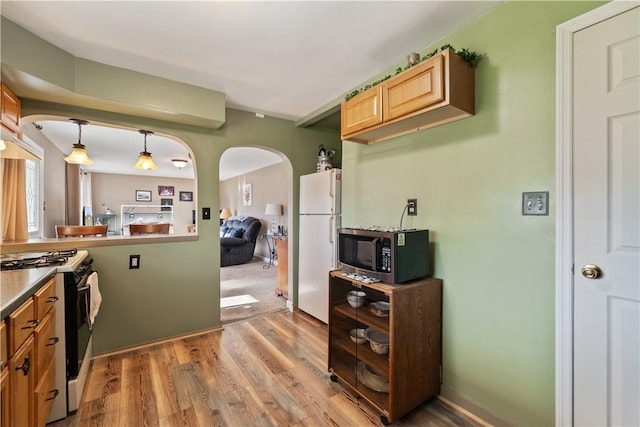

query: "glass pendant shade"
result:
(133, 151), (158, 170)
(64, 119), (93, 165)
(64, 144), (93, 165)
(133, 130), (158, 170)
(171, 159), (188, 169)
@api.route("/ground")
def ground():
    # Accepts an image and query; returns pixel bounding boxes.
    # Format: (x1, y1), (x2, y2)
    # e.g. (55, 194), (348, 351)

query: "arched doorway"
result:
(219, 146), (293, 323)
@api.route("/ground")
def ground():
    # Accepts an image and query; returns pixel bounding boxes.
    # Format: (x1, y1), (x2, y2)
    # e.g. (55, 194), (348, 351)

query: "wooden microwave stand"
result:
(328, 271), (442, 425)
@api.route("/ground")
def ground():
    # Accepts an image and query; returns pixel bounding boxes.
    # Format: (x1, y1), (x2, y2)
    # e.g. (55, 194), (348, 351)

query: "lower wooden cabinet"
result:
(328, 271), (442, 424)
(3, 276), (59, 427)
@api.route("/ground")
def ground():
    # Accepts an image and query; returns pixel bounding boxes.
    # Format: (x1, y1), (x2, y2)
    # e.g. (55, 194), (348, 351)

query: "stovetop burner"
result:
(0, 249), (78, 271)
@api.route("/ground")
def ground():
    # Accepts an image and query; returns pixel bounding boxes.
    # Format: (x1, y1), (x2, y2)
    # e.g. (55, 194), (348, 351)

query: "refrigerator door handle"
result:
(329, 216), (336, 268)
(328, 170), (335, 211)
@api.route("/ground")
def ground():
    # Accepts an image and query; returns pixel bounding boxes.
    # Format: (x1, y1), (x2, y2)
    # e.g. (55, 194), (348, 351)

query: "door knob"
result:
(581, 264), (603, 279)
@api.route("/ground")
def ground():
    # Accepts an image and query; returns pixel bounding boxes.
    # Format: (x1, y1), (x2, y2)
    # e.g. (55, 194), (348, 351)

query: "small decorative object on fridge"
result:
(316, 144), (336, 172)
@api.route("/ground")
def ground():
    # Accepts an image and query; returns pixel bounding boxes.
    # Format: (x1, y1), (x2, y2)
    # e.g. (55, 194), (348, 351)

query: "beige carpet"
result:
(220, 258), (287, 323)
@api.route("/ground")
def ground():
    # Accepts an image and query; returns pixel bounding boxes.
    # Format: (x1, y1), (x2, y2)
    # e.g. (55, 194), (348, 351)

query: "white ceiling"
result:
(2, 0), (501, 178)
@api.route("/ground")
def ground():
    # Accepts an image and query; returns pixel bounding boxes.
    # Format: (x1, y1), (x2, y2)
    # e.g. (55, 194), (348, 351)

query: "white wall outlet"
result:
(522, 192), (549, 216)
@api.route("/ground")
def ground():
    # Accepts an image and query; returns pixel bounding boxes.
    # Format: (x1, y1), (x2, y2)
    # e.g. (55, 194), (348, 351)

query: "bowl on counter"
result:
(346, 290), (366, 308)
(349, 328), (368, 344)
(365, 327), (390, 355)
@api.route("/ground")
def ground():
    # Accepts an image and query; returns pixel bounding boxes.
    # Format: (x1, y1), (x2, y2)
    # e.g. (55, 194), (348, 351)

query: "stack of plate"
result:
(357, 361), (389, 393)
(369, 301), (390, 317)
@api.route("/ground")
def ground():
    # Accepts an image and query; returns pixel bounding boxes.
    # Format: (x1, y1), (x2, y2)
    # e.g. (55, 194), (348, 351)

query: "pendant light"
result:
(133, 130), (158, 170)
(64, 119), (93, 165)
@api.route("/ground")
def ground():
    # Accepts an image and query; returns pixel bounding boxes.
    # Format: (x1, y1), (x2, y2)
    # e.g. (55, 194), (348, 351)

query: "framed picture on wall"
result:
(243, 183), (252, 206)
(160, 198), (173, 211)
(158, 185), (175, 196)
(179, 191), (193, 202)
(135, 190), (152, 202)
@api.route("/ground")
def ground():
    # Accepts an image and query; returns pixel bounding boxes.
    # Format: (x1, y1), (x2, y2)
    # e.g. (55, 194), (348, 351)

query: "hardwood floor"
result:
(51, 311), (483, 427)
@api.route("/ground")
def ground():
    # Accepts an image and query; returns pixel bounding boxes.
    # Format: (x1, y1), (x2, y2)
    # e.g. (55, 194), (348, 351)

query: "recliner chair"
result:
(220, 216), (262, 266)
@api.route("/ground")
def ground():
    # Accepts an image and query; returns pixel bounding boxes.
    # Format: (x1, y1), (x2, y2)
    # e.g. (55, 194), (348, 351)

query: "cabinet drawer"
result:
(34, 358), (57, 427)
(382, 53), (444, 121)
(33, 278), (58, 322)
(8, 298), (36, 355)
(34, 309), (56, 380)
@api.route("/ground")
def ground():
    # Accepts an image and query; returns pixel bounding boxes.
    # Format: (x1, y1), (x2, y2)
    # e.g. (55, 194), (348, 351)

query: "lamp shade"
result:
(172, 159), (189, 169)
(265, 203), (282, 216)
(220, 208), (233, 220)
(64, 119), (93, 165)
(133, 130), (158, 170)
(133, 152), (158, 170)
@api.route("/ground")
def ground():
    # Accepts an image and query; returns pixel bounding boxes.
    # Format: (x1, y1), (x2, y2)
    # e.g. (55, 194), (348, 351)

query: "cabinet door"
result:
(0, 83), (21, 137)
(1, 367), (9, 427)
(382, 53), (444, 121)
(341, 86), (383, 138)
(0, 321), (6, 369)
(10, 336), (34, 427)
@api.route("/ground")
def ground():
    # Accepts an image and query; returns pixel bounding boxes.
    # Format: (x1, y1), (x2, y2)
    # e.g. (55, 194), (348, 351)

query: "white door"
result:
(573, 6), (640, 426)
(298, 214), (338, 323)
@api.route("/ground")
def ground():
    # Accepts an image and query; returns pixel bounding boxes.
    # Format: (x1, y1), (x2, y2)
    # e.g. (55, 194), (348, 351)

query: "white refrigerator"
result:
(298, 168), (342, 323)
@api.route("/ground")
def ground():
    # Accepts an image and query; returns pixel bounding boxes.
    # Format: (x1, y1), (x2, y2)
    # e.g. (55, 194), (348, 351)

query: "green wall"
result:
(19, 100), (341, 352)
(341, 1), (604, 425)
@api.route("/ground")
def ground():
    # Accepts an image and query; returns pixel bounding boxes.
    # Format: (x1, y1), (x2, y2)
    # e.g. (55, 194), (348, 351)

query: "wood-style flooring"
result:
(50, 311), (483, 427)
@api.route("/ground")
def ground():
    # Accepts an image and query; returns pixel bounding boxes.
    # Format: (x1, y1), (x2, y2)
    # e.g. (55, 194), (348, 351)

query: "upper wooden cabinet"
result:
(341, 49), (475, 144)
(1, 83), (22, 138)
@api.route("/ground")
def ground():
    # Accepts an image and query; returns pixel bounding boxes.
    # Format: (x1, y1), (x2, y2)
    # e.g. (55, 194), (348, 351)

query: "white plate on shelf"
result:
(357, 362), (389, 393)
(369, 301), (390, 317)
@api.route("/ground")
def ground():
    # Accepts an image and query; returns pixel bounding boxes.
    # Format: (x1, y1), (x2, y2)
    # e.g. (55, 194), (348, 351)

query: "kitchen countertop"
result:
(1, 267), (56, 318)
(1, 250), (89, 318)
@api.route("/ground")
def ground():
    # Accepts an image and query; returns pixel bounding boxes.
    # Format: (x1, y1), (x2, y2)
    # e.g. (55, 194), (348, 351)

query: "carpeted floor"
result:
(220, 258), (287, 323)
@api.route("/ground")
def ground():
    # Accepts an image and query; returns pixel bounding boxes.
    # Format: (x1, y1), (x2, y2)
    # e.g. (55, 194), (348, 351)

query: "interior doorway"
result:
(219, 146), (293, 323)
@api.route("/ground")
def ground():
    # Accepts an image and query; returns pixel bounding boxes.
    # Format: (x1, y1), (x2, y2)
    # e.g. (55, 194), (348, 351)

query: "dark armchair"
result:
(220, 216), (262, 266)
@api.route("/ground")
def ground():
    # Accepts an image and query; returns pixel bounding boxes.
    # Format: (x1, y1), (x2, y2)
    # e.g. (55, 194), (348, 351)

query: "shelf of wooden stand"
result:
(334, 303), (390, 334)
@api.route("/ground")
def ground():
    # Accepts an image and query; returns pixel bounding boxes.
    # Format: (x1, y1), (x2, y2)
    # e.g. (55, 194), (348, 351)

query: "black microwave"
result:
(338, 228), (430, 284)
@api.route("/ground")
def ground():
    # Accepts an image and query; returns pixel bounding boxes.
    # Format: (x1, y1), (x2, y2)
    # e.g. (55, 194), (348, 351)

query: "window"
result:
(25, 158), (41, 235)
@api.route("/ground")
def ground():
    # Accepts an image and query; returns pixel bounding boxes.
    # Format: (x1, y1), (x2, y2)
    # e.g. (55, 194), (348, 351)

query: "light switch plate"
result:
(522, 191), (549, 216)
(129, 254), (140, 269)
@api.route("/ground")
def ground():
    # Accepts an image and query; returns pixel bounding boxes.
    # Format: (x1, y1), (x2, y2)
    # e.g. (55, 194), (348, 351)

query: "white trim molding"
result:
(555, 1), (639, 426)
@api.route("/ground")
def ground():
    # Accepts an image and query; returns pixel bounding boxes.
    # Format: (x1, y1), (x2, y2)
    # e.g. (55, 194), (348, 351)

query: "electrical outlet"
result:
(407, 199), (418, 216)
(522, 192), (549, 215)
(129, 254), (140, 269)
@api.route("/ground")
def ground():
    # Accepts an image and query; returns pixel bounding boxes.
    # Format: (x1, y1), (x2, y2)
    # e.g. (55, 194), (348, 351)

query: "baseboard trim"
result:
(92, 325), (224, 359)
(438, 389), (514, 427)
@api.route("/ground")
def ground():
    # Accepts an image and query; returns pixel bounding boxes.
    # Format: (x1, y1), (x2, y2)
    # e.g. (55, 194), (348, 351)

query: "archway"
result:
(218, 146), (293, 323)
